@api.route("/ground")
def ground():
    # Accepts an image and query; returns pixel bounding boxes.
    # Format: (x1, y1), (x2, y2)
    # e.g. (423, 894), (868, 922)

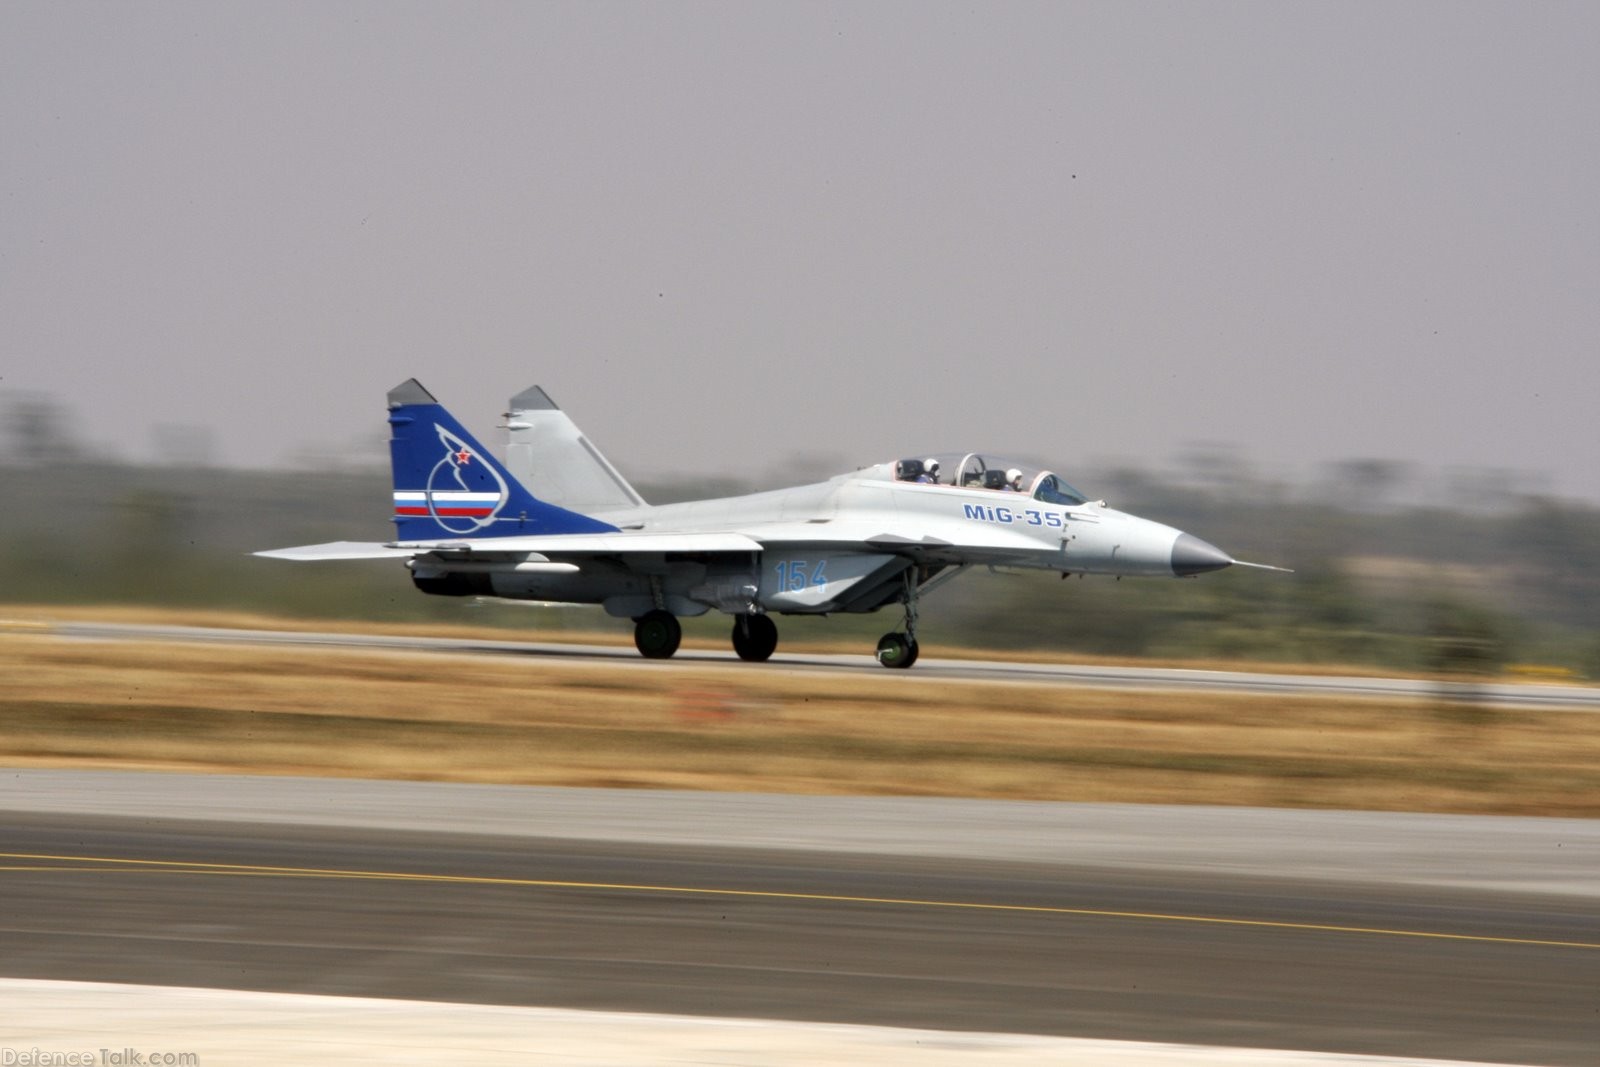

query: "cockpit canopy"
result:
(888, 453), (1090, 506)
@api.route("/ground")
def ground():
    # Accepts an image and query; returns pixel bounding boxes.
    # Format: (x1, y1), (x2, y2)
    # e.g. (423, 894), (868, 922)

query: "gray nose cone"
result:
(1171, 533), (1233, 576)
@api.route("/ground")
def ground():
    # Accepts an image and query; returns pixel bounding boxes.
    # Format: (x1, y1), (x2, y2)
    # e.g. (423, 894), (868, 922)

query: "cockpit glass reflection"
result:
(894, 454), (1087, 505)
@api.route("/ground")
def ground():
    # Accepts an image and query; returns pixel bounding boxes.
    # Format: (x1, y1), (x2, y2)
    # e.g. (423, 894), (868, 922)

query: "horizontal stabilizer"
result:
(254, 542), (418, 561)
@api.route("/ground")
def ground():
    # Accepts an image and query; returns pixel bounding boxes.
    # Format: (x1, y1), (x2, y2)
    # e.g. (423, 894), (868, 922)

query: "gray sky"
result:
(4, 2), (1597, 499)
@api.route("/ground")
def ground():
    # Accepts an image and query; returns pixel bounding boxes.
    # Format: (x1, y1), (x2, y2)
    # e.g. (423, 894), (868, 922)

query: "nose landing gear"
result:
(875, 631), (919, 668)
(875, 568), (922, 669)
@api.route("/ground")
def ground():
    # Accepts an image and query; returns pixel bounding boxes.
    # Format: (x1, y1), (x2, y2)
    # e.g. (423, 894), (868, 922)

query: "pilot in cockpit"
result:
(917, 458), (941, 484)
(1006, 468), (1023, 492)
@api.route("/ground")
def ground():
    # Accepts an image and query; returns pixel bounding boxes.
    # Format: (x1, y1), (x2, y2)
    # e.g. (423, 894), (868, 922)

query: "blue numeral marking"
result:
(775, 559), (827, 592)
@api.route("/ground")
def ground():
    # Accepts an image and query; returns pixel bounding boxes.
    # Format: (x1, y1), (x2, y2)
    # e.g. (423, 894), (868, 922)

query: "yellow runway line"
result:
(4, 850), (1596, 952)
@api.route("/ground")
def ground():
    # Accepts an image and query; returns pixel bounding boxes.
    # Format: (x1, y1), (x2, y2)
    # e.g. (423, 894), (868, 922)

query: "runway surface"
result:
(41, 619), (1600, 708)
(2, 772), (1597, 1065)
(0, 980), (1530, 1067)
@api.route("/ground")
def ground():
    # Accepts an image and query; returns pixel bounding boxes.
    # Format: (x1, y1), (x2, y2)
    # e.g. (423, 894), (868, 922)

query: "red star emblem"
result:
(455, 449), (472, 465)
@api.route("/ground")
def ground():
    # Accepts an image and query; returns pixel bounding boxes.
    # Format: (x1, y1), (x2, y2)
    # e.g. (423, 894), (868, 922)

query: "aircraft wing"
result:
(432, 522), (1045, 560)
(258, 523), (1043, 563)
(733, 520), (1050, 558)
(393, 532), (765, 555)
(256, 532), (765, 561)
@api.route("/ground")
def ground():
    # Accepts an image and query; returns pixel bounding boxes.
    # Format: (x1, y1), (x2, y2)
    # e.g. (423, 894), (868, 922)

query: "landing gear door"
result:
(758, 551), (898, 613)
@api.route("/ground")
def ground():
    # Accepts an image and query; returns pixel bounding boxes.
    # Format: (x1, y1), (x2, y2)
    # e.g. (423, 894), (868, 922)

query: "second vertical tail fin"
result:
(503, 384), (645, 513)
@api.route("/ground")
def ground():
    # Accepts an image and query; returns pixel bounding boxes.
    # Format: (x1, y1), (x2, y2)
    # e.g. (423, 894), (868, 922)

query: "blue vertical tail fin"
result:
(387, 379), (617, 541)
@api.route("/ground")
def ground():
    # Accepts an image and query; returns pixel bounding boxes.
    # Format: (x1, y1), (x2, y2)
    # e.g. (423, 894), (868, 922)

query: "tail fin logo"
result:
(393, 424), (511, 534)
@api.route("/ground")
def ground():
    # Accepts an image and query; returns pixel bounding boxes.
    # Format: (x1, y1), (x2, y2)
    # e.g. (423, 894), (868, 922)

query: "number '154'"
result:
(775, 559), (826, 592)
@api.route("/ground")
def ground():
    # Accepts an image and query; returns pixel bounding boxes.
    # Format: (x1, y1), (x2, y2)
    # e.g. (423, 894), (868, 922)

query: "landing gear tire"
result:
(633, 610), (682, 659)
(876, 632), (919, 669)
(731, 614), (778, 662)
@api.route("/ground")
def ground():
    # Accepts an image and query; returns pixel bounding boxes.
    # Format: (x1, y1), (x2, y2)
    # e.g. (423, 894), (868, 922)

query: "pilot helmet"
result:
(1006, 467), (1023, 488)
(924, 458), (940, 475)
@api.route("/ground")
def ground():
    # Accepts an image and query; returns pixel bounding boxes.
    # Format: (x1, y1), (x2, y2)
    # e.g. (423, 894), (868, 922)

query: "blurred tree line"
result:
(2, 395), (1598, 676)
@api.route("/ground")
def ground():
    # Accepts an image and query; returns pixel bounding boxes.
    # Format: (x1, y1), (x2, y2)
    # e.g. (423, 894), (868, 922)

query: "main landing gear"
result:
(632, 609), (682, 659)
(633, 611), (779, 663)
(732, 614), (778, 662)
(633, 566), (925, 668)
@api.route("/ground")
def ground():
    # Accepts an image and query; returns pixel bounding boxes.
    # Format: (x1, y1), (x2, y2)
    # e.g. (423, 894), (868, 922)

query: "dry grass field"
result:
(3, 621), (1597, 816)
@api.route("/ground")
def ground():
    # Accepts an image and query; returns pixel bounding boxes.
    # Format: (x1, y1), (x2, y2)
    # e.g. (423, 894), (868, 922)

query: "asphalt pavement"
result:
(1, 772), (1596, 1065)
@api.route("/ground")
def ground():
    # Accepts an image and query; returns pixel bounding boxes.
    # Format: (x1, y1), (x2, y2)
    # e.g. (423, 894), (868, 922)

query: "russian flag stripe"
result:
(393, 495), (499, 505)
(393, 490), (502, 519)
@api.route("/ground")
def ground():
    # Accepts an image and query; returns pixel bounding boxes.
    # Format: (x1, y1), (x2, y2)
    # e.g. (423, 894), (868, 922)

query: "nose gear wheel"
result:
(875, 631), (919, 668)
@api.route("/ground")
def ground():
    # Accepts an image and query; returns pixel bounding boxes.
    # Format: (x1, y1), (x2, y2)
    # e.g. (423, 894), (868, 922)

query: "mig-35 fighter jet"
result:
(259, 380), (1279, 668)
